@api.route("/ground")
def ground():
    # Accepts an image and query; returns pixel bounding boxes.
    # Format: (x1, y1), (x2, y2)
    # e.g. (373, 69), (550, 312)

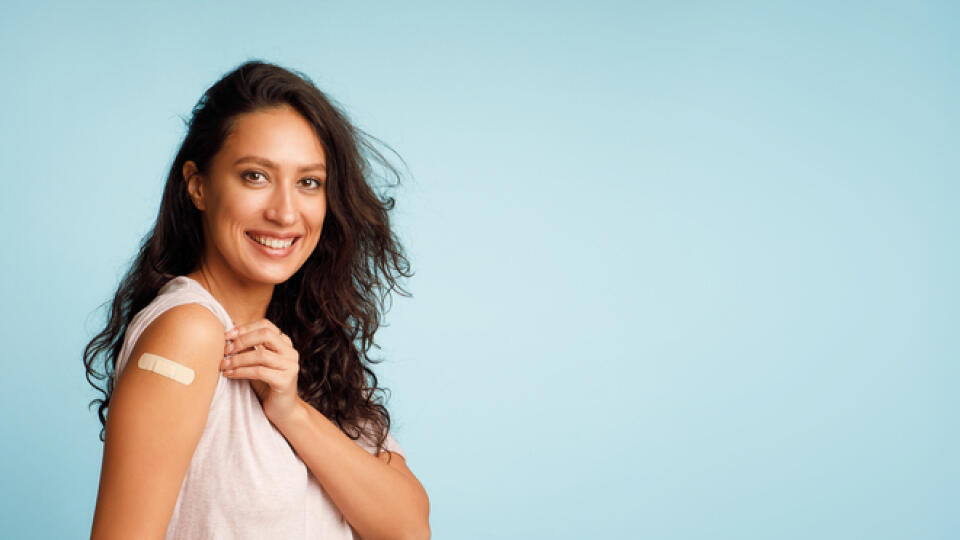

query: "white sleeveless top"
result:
(112, 275), (404, 539)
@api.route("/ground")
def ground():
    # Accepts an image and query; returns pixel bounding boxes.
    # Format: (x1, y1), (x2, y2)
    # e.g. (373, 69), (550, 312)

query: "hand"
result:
(222, 319), (302, 426)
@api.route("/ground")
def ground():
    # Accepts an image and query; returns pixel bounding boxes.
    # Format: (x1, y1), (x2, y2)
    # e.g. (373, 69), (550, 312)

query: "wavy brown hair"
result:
(83, 60), (413, 459)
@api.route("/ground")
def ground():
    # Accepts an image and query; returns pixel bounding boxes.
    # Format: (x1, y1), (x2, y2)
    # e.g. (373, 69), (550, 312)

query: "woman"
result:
(84, 60), (430, 539)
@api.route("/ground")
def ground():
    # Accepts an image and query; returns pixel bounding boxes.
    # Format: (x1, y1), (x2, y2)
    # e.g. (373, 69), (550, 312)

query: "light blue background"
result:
(1, 1), (956, 538)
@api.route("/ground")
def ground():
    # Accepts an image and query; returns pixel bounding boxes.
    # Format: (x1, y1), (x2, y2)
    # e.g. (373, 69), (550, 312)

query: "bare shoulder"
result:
(91, 303), (226, 539)
(136, 302), (226, 362)
(113, 301), (226, 410)
(107, 301), (226, 435)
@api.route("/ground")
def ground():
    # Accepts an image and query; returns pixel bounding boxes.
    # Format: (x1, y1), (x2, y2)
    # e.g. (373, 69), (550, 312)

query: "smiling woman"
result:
(182, 105), (329, 285)
(83, 60), (430, 540)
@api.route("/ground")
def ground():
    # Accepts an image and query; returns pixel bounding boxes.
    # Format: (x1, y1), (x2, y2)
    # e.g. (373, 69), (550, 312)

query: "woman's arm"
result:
(273, 401), (431, 540)
(90, 304), (224, 540)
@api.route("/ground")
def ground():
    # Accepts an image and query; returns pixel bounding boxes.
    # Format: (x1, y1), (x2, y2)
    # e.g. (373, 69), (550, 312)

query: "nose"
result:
(264, 181), (297, 226)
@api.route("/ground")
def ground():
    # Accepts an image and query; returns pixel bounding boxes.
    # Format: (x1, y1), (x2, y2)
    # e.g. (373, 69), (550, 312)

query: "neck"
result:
(186, 259), (274, 328)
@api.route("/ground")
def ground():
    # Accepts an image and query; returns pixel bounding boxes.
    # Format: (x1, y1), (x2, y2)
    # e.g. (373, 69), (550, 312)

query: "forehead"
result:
(217, 105), (326, 167)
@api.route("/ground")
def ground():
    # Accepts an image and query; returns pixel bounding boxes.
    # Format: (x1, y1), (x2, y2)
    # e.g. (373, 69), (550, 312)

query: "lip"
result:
(245, 231), (299, 258)
(246, 229), (303, 240)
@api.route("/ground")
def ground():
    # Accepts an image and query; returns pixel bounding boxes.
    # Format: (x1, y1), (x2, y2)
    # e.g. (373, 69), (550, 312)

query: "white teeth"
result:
(251, 234), (294, 249)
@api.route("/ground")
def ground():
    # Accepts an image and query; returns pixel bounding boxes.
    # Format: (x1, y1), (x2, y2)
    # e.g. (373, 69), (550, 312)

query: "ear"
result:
(183, 160), (206, 211)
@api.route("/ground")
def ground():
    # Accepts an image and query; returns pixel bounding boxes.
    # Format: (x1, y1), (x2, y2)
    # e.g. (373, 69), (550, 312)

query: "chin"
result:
(252, 269), (297, 285)
(232, 263), (295, 285)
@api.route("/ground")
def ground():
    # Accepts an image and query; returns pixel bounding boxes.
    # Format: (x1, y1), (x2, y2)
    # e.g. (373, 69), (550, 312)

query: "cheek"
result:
(218, 191), (260, 219)
(306, 202), (327, 230)
(209, 201), (259, 241)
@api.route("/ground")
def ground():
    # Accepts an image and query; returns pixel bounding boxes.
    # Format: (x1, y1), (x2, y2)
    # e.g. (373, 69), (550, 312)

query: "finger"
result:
(225, 318), (282, 341)
(222, 347), (284, 372)
(222, 364), (285, 389)
(226, 327), (287, 355)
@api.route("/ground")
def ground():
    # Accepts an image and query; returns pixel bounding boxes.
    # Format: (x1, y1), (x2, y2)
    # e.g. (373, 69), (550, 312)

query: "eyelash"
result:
(243, 171), (324, 189)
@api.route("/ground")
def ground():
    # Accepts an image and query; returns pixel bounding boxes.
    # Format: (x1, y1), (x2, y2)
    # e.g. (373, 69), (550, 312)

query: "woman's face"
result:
(184, 104), (328, 285)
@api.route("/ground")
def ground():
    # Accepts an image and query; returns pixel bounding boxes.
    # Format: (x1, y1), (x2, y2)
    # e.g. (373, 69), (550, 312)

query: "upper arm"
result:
(91, 303), (224, 540)
(375, 452), (431, 524)
(369, 430), (428, 518)
(376, 451), (418, 485)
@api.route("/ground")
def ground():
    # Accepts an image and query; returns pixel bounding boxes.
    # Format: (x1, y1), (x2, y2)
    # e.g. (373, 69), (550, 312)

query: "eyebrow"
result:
(233, 155), (326, 174)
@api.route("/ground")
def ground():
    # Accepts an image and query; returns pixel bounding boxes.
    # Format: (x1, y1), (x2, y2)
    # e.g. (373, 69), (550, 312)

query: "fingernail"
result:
(224, 341), (234, 354)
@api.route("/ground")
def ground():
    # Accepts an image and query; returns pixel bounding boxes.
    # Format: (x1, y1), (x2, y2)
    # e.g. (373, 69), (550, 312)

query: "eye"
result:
(300, 177), (324, 190)
(242, 170), (268, 184)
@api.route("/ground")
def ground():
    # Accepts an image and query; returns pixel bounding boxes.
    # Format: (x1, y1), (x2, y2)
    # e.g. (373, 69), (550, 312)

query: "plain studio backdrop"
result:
(0, 1), (956, 538)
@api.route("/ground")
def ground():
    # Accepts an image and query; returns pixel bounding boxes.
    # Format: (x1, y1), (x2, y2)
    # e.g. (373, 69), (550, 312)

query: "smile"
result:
(249, 234), (295, 248)
(245, 231), (301, 257)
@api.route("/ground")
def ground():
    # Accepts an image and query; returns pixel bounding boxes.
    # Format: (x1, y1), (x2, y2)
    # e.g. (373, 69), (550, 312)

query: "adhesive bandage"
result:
(137, 353), (195, 386)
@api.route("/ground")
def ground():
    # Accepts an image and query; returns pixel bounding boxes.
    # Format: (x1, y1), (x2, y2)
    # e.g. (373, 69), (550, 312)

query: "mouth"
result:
(245, 231), (301, 256)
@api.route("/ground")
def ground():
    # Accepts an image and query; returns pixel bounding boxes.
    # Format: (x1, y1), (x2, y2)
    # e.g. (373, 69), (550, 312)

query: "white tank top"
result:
(112, 275), (404, 539)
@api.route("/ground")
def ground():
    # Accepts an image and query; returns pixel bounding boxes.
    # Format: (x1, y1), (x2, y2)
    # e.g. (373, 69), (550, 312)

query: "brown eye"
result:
(243, 171), (267, 184)
(300, 177), (324, 189)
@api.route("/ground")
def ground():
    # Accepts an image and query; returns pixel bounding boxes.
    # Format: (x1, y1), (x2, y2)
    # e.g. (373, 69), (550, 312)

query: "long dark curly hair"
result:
(83, 59), (413, 457)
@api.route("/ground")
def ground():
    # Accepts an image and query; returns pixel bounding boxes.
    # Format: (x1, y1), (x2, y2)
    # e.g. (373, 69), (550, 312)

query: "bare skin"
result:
(91, 303), (223, 539)
(91, 104), (430, 539)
